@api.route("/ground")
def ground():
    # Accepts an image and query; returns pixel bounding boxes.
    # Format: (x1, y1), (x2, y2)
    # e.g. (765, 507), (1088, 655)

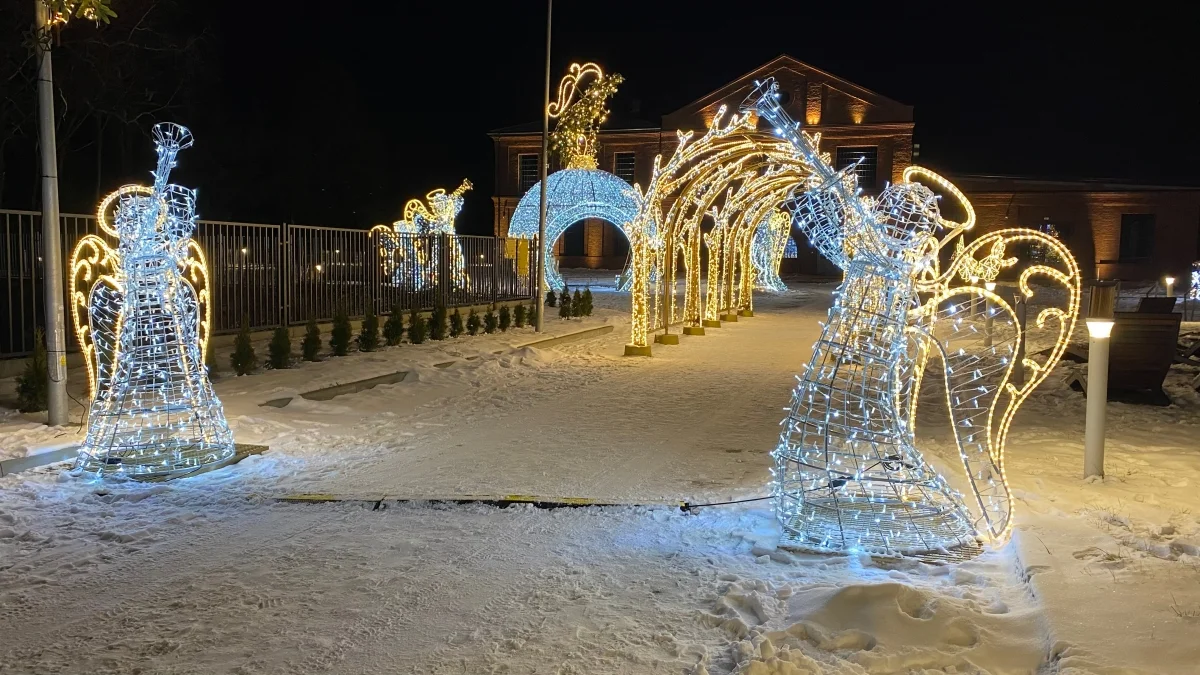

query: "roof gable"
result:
(662, 54), (913, 132)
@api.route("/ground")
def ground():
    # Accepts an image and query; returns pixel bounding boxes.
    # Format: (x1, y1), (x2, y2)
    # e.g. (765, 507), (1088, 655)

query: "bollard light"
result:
(1165, 275), (1176, 298)
(1084, 281), (1117, 479)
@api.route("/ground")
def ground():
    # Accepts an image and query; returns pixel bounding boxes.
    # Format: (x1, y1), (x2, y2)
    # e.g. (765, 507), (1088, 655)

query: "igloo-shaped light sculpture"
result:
(508, 168), (639, 291)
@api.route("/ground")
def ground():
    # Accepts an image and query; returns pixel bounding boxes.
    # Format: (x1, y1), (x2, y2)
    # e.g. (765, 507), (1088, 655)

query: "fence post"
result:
(491, 237), (499, 305)
(438, 233), (451, 308)
(281, 223), (290, 328)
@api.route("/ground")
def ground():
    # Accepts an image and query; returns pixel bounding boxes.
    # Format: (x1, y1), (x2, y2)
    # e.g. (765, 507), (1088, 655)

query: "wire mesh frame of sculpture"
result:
(371, 179), (472, 290)
(69, 123), (236, 478)
(745, 78), (1081, 554)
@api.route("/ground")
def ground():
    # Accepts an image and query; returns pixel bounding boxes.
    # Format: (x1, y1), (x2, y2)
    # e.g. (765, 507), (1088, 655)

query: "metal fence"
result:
(0, 209), (537, 358)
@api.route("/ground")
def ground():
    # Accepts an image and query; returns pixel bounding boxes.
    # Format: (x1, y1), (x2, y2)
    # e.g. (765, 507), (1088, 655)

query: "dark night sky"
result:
(12, 2), (1200, 234)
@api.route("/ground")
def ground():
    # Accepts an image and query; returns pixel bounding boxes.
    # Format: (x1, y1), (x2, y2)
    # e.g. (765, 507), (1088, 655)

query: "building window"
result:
(834, 146), (878, 191)
(1119, 214), (1155, 261)
(518, 154), (540, 193)
(613, 152), (636, 183)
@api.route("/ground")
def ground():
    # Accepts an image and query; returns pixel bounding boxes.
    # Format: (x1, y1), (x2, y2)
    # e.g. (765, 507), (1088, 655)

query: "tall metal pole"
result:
(34, 1), (69, 426)
(534, 0), (551, 332)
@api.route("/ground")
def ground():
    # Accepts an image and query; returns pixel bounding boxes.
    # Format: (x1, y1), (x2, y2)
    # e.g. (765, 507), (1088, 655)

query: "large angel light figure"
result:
(372, 179), (473, 290)
(69, 123), (235, 479)
(744, 79), (1080, 555)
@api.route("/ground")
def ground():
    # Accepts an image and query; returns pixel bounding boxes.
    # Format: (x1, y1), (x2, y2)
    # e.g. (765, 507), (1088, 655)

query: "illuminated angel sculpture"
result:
(70, 122), (236, 478)
(750, 209), (791, 292)
(745, 79), (1080, 555)
(372, 179), (472, 289)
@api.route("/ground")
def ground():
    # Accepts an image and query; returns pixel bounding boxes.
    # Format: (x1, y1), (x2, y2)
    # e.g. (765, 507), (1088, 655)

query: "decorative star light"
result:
(69, 122), (236, 478)
(745, 78), (1081, 556)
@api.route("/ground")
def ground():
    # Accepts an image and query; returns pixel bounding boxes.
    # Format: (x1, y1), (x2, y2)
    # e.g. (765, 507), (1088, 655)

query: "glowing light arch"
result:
(507, 168), (639, 290)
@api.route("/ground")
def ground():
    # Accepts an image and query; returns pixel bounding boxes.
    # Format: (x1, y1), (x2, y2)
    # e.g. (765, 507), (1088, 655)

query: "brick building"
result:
(489, 54), (1200, 281)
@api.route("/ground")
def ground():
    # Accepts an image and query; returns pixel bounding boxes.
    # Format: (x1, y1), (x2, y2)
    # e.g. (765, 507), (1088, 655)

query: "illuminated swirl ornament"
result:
(549, 62), (624, 170)
(372, 179), (472, 289)
(745, 78), (1080, 556)
(69, 122), (236, 479)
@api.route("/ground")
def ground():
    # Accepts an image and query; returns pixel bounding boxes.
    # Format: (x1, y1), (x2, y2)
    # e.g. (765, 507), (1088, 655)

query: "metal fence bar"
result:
(0, 209), (537, 358)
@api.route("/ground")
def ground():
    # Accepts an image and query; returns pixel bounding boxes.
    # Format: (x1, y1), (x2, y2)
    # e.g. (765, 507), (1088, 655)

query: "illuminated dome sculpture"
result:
(69, 123), (236, 479)
(746, 77), (1081, 556)
(508, 63), (639, 291)
(508, 168), (639, 290)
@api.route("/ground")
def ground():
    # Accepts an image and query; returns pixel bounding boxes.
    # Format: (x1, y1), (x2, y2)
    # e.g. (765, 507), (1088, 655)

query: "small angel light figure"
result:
(69, 123), (235, 478)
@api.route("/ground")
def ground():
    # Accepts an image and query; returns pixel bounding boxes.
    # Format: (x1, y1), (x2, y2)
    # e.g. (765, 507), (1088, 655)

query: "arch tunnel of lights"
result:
(508, 168), (639, 290)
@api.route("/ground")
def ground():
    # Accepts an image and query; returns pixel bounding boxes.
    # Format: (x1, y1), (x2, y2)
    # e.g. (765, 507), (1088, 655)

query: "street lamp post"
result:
(1084, 281), (1117, 479)
(34, 1), (69, 426)
(534, 0), (551, 332)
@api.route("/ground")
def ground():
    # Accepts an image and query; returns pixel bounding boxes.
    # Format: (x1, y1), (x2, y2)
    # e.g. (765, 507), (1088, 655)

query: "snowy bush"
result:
(302, 317), (322, 361)
(408, 308), (427, 344)
(467, 308), (481, 336)
(384, 303), (405, 346)
(268, 326), (292, 369)
(16, 328), (47, 412)
(430, 305), (448, 341)
(231, 315), (258, 375)
(357, 307), (380, 352)
(330, 308), (352, 356)
(484, 305), (498, 334)
(450, 307), (464, 337)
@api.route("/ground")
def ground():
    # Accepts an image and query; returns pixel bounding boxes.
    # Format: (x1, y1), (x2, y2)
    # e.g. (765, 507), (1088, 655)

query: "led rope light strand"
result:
(745, 78), (1081, 554)
(751, 209), (792, 292)
(69, 123), (235, 478)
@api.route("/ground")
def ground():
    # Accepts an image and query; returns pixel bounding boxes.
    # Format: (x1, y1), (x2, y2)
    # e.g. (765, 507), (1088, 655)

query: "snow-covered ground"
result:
(0, 276), (1197, 674)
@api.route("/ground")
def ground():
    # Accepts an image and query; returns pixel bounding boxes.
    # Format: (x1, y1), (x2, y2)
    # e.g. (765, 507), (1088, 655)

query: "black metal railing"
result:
(0, 209), (538, 358)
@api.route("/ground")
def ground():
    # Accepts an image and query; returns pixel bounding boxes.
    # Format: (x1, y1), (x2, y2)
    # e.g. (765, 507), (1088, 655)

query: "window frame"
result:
(517, 153), (540, 193)
(1118, 213), (1156, 261)
(613, 151), (637, 184)
(834, 146), (879, 191)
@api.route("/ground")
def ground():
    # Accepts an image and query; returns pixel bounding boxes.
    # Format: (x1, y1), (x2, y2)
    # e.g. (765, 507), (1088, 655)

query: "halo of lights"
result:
(373, 179), (472, 289)
(746, 78), (1081, 555)
(69, 123), (236, 478)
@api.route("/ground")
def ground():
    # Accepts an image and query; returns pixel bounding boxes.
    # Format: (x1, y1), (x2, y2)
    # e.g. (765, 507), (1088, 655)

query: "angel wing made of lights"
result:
(903, 170), (1081, 543)
(547, 62), (605, 118)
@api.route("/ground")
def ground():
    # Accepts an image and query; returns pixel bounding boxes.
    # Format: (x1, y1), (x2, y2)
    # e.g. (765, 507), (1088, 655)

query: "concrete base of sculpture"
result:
(683, 326), (705, 336)
(720, 313), (739, 322)
(702, 319), (722, 328)
(739, 309), (755, 317)
(654, 334), (680, 345)
(623, 344), (653, 357)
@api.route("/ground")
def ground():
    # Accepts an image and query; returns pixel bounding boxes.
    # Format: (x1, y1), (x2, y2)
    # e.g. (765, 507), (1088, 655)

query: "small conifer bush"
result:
(330, 307), (352, 356)
(268, 326), (292, 369)
(407, 308), (427, 344)
(302, 317), (322, 361)
(499, 305), (511, 331)
(16, 328), (48, 412)
(430, 305), (448, 341)
(450, 307), (464, 337)
(466, 308), (481, 336)
(384, 303), (405, 346)
(484, 305), (498, 334)
(582, 287), (594, 316)
(546, 289), (557, 307)
(231, 315), (258, 375)
(558, 290), (572, 319)
(572, 289), (583, 317)
(358, 306), (380, 352)
(514, 304), (527, 328)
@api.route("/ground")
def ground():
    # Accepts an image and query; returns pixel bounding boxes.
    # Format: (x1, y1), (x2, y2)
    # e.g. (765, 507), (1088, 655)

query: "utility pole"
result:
(35, 1), (69, 426)
(534, 0), (551, 332)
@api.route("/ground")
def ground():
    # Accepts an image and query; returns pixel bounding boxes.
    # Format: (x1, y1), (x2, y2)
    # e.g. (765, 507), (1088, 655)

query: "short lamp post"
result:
(1165, 275), (1176, 298)
(1084, 281), (1117, 479)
